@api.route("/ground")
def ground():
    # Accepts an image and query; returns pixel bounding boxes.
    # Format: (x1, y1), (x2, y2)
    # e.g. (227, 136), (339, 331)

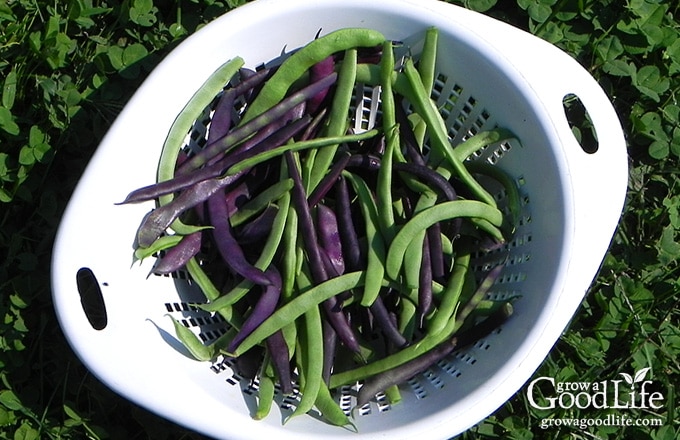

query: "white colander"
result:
(51, 0), (628, 438)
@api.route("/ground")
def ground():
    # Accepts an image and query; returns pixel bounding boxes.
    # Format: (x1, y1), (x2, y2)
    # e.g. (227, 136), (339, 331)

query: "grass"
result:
(1, 0), (678, 438)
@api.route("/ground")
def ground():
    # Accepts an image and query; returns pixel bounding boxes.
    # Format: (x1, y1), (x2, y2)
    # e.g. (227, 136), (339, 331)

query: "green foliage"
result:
(0, 0), (240, 438)
(447, 0), (680, 438)
(1, 0), (679, 438)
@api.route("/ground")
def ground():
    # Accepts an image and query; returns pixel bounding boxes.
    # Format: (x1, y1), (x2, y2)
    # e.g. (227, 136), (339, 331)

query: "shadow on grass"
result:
(10, 50), (217, 439)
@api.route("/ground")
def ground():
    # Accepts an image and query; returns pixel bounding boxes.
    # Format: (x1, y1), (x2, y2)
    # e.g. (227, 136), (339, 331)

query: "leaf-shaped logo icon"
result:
(620, 372), (634, 385)
(634, 367), (651, 383)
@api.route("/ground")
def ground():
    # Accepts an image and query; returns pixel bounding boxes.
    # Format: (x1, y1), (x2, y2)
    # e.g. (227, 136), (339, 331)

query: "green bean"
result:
(402, 236), (424, 290)
(185, 257), (245, 329)
(206, 326), (239, 353)
(254, 358), (276, 420)
(354, 64), (412, 100)
(402, 58), (497, 208)
(184, 257), (221, 302)
(418, 27), (439, 100)
(342, 171), (386, 307)
(467, 216), (506, 243)
(224, 129), (379, 177)
(328, 323), (448, 388)
(385, 200), (503, 281)
(241, 28), (385, 123)
(133, 234), (183, 261)
(295, 259), (314, 292)
(470, 297), (520, 318)
(402, 191), (437, 289)
(451, 264), (505, 329)
(398, 295), (418, 341)
(229, 178), (293, 227)
(227, 271), (366, 357)
(465, 160), (521, 235)
(315, 382), (356, 430)
(167, 314), (216, 362)
(432, 279), (446, 297)
(281, 206), (299, 302)
(157, 57), (244, 234)
(440, 231), (453, 255)
(254, 375), (275, 420)
(281, 321), (297, 363)
(414, 27), (439, 146)
(385, 384), (402, 405)
(306, 48), (358, 191)
(287, 304), (323, 422)
(426, 246), (471, 336)
(330, 266), (495, 387)
(400, 161), (455, 289)
(376, 40), (398, 241)
(450, 128), (516, 163)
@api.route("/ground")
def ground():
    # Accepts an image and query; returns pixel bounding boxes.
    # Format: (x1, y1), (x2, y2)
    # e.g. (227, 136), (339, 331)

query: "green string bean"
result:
(157, 57), (244, 235)
(342, 171), (387, 307)
(306, 48), (358, 191)
(224, 129), (379, 176)
(241, 28), (385, 123)
(227, 271), (366, 357)
(385, 200), (503, 281)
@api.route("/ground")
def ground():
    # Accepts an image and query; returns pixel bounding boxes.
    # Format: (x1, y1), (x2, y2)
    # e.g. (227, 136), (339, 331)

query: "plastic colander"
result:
(51, 0), (628, 438)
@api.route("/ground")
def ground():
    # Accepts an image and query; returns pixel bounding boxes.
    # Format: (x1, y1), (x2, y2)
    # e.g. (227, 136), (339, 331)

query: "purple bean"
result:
(356, 336), (458, 407)
(284, 151), (328, 283)
(478, 235), (507, 253)
(418, 234), (433, 326)
(234, 67), (272, 96)
(223, 102), (307, 163)
(320, 289), (360, 355)
(357, 45), (383, 64)
(235, 205), (279, 245)
(135, 175), (238, 248)
(285, 151), (361, 354)
(346, 153), (382, 172)
(150, 231), (203, 275)
(119, 160), (234, 205)
(308, 55), (335, 114)
(370, 135), (385, 156)
(393, 161), (462, 239)
(227, 267), (282, 352)
(224, 165), (272, 217)
(369, 294), (408, 349)
(209, 67), (274, 146)
(335, 175), (363, 272)
(395, 100), (426, 166)
(234, 346), (264, 380)
(321, 319), (338, 385)
(427, 224), (446, 281)
(207, 190), (271, 286)
(178, 72), (338, 173)
(307, 151), (351, 207)
(306, 153), (381, 208)
(300, 107), (328, 141)
(316, 203), (345, 276)
(456, 302), (513, 348)
(265, 330), (293, 394)
(207, 91), (236, 146)
(119, 114), (312, 205)
(393, 162), (458, 201)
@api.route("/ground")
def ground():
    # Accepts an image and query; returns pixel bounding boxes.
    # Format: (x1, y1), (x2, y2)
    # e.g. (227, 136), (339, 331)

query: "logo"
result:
(527, 367), (664, 411)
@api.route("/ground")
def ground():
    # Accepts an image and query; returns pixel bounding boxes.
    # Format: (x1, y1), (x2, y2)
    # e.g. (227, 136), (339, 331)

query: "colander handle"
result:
(434, 2), (628, 307)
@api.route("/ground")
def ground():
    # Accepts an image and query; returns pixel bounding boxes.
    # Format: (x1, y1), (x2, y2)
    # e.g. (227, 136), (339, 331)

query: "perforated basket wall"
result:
(51, 1), (627, 439)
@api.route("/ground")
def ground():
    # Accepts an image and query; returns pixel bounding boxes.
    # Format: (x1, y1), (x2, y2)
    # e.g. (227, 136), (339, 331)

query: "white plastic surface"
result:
(51, 0), (628, 439)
